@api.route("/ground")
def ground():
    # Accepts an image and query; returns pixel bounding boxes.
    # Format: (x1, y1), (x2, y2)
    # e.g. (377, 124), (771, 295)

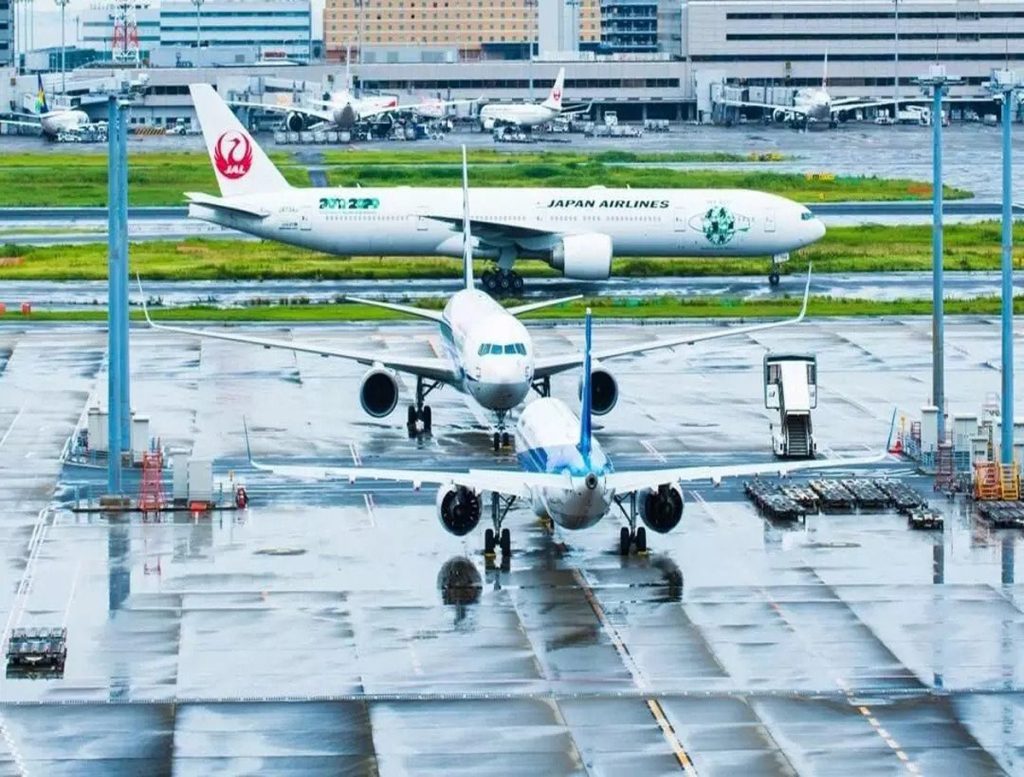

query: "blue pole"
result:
(1001, 90), (1015, 465)
(106, 95), (122, 494)
(931, 85), (945, 444)
(117, 101), (131, 454)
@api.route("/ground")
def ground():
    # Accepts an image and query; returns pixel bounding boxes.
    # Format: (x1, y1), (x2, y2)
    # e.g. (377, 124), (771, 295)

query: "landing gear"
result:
(613, 492), (650, 555)
(481, 268), (524, 298)
(768, 252), (789, 288)
(492, 411), (512, 452)
(407, 376), (441, 437)
(484, 491), (517, 558)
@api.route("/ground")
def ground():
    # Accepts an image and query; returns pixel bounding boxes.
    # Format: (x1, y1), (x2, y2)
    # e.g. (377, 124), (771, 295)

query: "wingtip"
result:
(135, 273), (155, 326)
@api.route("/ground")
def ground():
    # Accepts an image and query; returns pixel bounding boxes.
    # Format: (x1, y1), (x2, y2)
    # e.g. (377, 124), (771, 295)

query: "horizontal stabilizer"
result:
(506, 295), (582, 317)
(344, 296), (445, 323)
(185, 192), (270, 219)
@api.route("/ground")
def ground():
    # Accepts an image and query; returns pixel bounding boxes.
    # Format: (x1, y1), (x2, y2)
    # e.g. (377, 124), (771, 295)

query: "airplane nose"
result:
(811, 218), (826, 242)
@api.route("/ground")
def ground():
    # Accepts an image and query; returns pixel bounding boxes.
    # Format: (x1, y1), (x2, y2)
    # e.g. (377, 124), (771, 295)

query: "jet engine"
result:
(359, 368), (400, 418)
(550, 233), (613, 280)
(436, 486), (482, 536)
(637, 484), (684, 533)
(578, 365), (618, 415)
(285, 112), (307, 132)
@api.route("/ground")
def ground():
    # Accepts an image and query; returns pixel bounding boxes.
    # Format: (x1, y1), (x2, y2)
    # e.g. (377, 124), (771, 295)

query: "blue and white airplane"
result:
(244, 310), (889, 557)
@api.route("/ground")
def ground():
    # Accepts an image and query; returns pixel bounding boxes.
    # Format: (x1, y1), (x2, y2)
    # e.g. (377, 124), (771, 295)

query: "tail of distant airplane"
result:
(542, 67), (565, 112)
(35, 74), (49, 115)
(189, 83), (291, 198)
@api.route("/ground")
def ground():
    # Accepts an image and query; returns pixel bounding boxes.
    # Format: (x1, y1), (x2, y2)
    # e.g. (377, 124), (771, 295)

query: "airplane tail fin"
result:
(189, 83), (290, 198)
(542, 67), (565, 111)
(578, 307), (593, 459)
(35, 74), (48, 115)
(461, 144), (474, 289)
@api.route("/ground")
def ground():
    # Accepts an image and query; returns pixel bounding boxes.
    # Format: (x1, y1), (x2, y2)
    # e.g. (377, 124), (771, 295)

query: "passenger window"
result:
(478, 343), (490, 356)
(490, 344), (503, 354)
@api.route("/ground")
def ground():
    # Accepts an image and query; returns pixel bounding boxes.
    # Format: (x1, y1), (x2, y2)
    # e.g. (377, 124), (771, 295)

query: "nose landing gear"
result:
(768, 252), (789, 288)
(492, 411), (513, 452)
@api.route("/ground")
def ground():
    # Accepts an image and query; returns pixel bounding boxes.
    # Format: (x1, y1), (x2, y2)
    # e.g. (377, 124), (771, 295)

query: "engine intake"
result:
(638, 484), (684, 534)
(359, 368), (400, 418)
(436, 486), (482, 536)
(285, 112), (306, 132)
(578, 366), (618, 416)
(550, 233), (613, 280)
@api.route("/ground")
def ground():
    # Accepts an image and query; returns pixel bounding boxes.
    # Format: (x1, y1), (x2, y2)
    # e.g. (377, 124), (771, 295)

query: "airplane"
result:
(144, 145), (814, 450)
(187, 83), (826, 292)
(0, 75), (99, 140)
(240, 309), (890, 557)
(478, 67), (590, 131)
(720, 53), (906, 129)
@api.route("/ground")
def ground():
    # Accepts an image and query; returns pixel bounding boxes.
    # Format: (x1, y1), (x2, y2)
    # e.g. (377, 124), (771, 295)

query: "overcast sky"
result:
(24, 0), (325, 51)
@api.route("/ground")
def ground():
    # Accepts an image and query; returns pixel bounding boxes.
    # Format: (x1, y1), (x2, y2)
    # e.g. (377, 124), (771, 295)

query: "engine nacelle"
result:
(577, 365), (618, 416)
(436, 486), (482, 536)
(637, 483), (684, 534)
(285, 112), (306, 132)
(550, 233), (613, 280)
(772, 108), (789, 123)
(359, 368), (400, 418)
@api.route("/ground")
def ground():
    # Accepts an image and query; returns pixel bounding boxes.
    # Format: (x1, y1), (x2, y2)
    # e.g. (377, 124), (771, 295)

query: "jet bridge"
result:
(765, 354), (817, 459)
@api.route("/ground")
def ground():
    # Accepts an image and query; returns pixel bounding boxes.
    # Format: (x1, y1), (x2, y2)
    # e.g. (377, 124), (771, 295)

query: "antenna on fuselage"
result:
(461, 144), (474, 290)
(578, 307), (593, 459)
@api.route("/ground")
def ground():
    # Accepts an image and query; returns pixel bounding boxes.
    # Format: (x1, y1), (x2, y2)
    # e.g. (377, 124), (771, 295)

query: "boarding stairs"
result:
(765, 355), (817, 460)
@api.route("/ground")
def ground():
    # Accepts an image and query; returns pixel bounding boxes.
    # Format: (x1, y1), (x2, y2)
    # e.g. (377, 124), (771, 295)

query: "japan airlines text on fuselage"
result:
(190, 187), (824, 263)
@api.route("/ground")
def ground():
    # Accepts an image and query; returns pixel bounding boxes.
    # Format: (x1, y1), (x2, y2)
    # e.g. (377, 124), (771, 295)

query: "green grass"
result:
(0, 150), (968, 206)
(318, 149), (780, 165)
(1, 221), (1021, 281)
(4, 294), (1019, 324)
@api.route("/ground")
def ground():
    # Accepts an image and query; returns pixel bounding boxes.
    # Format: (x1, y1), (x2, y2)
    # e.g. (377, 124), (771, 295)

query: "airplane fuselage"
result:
(516, 397), (613, 531)
(439, 288), (533, 411)
(190, 186), (824, 272)
(479, 103), (558, 129)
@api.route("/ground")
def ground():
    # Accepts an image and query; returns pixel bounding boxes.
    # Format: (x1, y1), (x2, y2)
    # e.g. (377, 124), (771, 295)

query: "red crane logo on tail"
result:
(213, 131), (253, 179)
(551, 87), (562, 103)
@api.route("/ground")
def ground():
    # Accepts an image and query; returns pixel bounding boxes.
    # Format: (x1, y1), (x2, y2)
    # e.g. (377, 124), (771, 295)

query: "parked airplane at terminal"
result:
(0, 76), (97, 139)
(242, 311), (888, 557)
(146, 145), (813, 449)
(187, 84), (826, 291)
(477, 68), (588, 130)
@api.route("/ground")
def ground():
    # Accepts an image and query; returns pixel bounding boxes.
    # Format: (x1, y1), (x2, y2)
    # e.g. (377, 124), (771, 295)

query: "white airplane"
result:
(242, 310), (890, 557)
(0, 76), (98, 139)
(145, 145), (813, 450)
(187, 84), (826, 291)
(478, 67), (589, 131)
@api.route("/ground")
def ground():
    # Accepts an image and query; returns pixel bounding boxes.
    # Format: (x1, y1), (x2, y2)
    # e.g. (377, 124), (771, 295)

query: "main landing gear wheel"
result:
(492, 432), (501, 452)
(635, 526), (647, 553)
(619, 527), (631, 556)
(407, 404), (433, 437)
(500, 528), (511, 556)
(484, 528), (496, 556)
(501, 432), (511, 448)
(768, 272), (781, 287)
(618, 526), (648, 555)
(481, 268), (523, 298)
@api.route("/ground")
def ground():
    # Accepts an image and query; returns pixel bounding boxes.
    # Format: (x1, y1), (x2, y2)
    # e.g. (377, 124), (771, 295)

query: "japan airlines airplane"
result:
(0, 76), (96, 139)
(146, 145), (812, 449)
(478, 68), (588, 130)
(242, 310), (889, 557)
(188, 84), (826, 292)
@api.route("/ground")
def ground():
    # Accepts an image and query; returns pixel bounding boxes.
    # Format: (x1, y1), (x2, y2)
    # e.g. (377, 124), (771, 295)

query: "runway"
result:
(1, 270), (1021, 311)
(0, 318), (1022, 773)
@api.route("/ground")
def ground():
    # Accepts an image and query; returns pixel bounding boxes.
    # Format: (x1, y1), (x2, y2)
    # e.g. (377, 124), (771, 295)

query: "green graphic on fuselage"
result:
(702, 205), (740, 246)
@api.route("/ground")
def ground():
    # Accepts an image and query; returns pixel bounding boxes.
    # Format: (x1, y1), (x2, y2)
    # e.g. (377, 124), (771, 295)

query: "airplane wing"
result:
(605, 449), (890, 494)
(423, 213), (554, 242)
(718, 99), (808, 117)
(506, 295), (583, 317)
(533, 269), (811, 380)
(248, 455), (570, 499)
(137, 281), (457, 384)
(0, 118), (42, 129)
(344, 296), (445, 323)
(230, 100), (335, 124)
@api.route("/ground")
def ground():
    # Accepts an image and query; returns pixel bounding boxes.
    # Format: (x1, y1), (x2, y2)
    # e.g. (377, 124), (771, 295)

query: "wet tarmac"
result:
(0, 318), (1023, 774)
(2, 270), (1023, 313)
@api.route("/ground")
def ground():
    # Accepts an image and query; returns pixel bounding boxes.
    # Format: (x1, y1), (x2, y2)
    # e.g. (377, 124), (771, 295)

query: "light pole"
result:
(191, 0), (203, 48)
(987, 69), (1019, 466)
(915, 65), (962, 446)
(893, 0), (900, 119)
(55, 0), (68, 95)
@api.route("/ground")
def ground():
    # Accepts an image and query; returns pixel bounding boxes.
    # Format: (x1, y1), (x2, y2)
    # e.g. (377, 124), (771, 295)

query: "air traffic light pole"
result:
(988, 70), (1018, 465)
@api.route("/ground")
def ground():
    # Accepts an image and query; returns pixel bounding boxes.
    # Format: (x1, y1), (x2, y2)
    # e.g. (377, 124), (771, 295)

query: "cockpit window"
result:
(801, 211), (815, 221)
(478, 343), (489, 356)
(503, 344), (517, 354)
(514, 343), (527, 355)
(490, 344), (503, 355)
